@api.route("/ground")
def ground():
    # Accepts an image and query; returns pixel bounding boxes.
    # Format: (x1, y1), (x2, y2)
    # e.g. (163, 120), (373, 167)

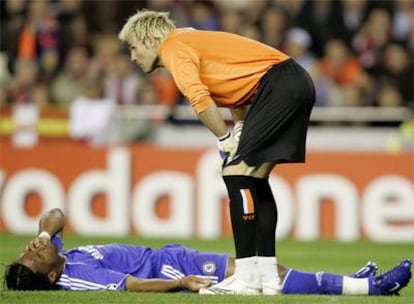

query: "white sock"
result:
(342, 277), (369, 295)
(235, 256), (258, 283)
(258, 256), (280, 283)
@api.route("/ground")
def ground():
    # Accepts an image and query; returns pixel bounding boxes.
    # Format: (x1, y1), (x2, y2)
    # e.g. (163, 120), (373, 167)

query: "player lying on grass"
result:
(4, 208), (411, 295)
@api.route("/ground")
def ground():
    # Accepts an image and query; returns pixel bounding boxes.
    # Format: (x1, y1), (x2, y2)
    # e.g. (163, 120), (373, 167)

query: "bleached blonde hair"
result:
(118, 9), (176, 44)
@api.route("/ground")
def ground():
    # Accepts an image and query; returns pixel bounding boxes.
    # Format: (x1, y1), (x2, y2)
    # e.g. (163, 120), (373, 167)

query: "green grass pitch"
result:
(0, 233), (413, 304)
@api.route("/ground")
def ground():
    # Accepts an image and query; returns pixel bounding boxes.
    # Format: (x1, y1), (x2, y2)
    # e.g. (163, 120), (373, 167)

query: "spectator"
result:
(239, 23), (262, 41)
(284, 27), (317, 72)
(146, 0), (189, 28)
(148, 69), (180, 107)
(31, 82), (52, 111)
(375, 82), (404, 108)
(242, 0), (268, 28)
(391, 0), (413, 43)
(16, 0), (61, 72)
(0, 52), (9, 107)
(0, 52), (11, 89)
(109, 81), (160, 145)
(352, 8), (393, 73)
(39, 49), (60, 84)
(69, 78), (115, 146)
(1, 0), (411, 136)
(407, 10), (414, 53)
(37, 7), (61, 78)
(377, 42), (413, 107)
(65, 15), (93, 57)
(55, 0), (86, 59)
(104, 51), (143, 105)
(1, 0), (26, 73)
(338, 0), (369, 43)
(272, 0), (305, 25)
(260, 6), (288, 49)
(8, 59), (39, 105)
(319, 39), (362, 87)
(0, 84), (7, 108)
(92, 35), (122, 78)
(316, 39), (365, 107)
(188, 0), (220, 31)
(213, 0), (251, 13)
(50, 46), (89, 106)
(295, 0), (343, 57)
(138, 81), (160, 105)
(220, 10), (243, 34)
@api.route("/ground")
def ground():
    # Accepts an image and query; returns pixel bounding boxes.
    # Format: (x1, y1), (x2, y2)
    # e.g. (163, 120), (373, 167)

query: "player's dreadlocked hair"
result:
(4, 262), (58, 290)
(118, 9), (176, 44)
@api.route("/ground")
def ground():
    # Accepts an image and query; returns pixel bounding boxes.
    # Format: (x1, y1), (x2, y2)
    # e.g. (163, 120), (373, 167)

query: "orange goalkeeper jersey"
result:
(159, 28), (290, 113)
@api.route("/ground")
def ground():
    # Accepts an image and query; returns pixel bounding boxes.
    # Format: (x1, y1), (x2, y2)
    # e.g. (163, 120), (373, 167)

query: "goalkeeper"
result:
(4, 208), (412, 295)
(117, 9), (316, 295)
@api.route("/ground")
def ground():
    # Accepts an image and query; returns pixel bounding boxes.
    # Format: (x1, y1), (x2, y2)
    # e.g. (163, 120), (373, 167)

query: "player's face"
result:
(18, 242), (62, 278)
(128, 36), (159, 73)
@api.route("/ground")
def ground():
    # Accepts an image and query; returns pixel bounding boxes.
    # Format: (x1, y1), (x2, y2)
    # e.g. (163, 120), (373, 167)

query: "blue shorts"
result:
(153, 244), (230, 285)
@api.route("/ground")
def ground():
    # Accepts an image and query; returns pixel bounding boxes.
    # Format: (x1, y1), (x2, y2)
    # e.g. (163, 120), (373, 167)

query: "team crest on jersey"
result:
(202, 261), (216, 274)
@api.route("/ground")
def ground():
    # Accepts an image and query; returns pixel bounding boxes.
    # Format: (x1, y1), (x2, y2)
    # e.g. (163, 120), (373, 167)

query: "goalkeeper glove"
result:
(233, 120), (244, 143)
(217, 131), (238, 163)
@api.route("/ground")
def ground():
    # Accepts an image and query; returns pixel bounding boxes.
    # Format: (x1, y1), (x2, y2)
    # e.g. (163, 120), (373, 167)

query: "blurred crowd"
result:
(1, 0), (413, 144)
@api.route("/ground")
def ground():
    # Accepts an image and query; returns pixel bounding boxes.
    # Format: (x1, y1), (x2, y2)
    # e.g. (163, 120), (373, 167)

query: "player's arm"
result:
(25, 208), (65, 251)
(161, 42), (237, 159)
(163, 45), (229, 137)
(198, 103), (239, 162)
(230, 106), (248, 123)
(230, 106), (248, 142)
(38, 208), (65, 238)
(126, 275), (212, 292)
(161, 40), (229, 137)
(197, 102), (229, 137)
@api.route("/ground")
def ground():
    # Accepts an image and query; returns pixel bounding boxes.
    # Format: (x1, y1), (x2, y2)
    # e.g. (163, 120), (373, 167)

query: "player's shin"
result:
(319, 272), (369, 295)
(281, 269), (322, 294)
(255, 178), (281, 295)
(223, 176), (260, 288)
(223, 175), (258, 259)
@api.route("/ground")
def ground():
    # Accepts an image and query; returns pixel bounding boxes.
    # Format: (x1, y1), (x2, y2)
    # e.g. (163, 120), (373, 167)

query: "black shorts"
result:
(231, 59), (315, 166)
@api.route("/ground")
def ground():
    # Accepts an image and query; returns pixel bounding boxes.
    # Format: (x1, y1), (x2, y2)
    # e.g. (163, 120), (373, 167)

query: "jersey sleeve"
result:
(57, 263), (129, 291)
(160, 40), (213, 113)
(51, 235), (63, 252)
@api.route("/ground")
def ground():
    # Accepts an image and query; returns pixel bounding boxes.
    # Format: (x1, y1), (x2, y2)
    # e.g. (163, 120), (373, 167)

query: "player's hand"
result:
(24, 236), (51, 252)
(217, 131), (238, 164)
(180, 275), (212, 292)
(233, 120), (244, 143)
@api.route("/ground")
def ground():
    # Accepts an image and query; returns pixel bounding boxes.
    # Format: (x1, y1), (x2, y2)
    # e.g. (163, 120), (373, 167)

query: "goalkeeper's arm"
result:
(230, 106), (248, 142)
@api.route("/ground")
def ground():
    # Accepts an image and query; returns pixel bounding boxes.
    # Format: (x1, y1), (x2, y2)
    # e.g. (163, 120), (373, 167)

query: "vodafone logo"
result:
(0, 147), (413, 242)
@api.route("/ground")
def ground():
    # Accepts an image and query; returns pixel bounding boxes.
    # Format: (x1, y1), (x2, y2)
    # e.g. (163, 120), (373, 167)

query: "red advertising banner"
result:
(0, 140), (413, 242)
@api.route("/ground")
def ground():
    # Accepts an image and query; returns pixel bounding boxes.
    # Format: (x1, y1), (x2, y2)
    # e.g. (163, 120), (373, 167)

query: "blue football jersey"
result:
(51, 236), (229, 291)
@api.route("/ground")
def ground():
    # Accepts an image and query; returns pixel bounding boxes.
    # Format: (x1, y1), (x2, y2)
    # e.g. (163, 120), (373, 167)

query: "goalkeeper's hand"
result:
(217, 131), (238, 164)
(233, 120), (244, 142)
